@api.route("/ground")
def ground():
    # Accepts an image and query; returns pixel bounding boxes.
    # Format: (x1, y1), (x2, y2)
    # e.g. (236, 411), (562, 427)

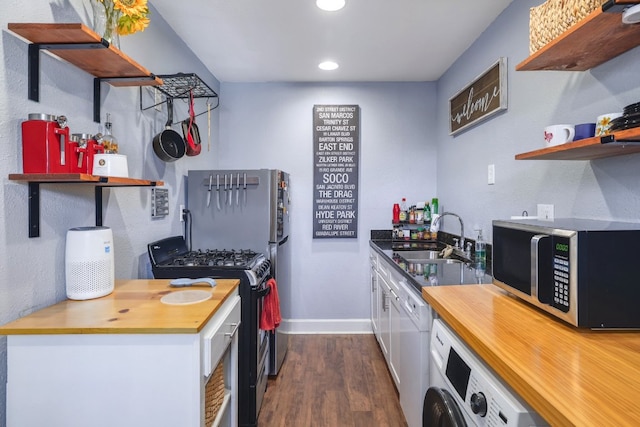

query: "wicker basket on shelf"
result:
(529, 0), (607, 54)
(204, 362), (226, 426)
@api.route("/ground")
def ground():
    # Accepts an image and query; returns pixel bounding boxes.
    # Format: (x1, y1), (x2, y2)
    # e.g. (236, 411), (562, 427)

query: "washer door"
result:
(423, 387), (467, 427)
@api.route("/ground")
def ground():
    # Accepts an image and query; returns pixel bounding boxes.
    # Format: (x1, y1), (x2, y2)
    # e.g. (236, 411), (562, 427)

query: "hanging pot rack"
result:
(140, 72), (219, 123)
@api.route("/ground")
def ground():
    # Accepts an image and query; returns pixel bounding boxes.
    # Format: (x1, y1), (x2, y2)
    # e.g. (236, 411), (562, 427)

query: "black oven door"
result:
(255, 285), (270, 417)
(240, 281), (270, 427)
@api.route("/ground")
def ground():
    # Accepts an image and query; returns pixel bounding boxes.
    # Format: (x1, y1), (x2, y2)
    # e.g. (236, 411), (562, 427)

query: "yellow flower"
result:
(118, 12), (150, 35)
(114, 0), (149, 18)
(94, 0), (150, 36)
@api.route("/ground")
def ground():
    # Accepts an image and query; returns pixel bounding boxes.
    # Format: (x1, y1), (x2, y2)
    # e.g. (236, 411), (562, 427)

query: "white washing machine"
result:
(423, 319), (548, 427)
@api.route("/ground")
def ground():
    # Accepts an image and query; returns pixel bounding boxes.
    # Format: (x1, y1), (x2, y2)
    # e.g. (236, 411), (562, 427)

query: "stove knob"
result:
(470, 392), (487, 417)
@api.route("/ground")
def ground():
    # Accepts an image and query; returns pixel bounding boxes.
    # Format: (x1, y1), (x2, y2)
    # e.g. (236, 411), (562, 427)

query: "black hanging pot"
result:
(153, 99), (186, 162)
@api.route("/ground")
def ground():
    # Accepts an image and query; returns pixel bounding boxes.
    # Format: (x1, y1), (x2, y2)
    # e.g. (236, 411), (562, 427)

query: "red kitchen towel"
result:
(260, 278), (281, 331)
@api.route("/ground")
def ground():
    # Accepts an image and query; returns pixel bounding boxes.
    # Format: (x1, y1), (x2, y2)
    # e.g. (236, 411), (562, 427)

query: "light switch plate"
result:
(537, 204), (554, 221)
(488, 164), (495, 185)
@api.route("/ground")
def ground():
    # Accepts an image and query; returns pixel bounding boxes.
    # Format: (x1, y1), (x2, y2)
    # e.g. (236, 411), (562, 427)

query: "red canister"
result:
(70, 133), (92, 174)
(21, 113), (70, 174)
(86, 137), (105, 175)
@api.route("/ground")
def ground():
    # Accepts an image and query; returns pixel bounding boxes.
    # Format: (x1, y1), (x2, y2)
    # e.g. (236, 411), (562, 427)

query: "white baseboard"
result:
(278, 318), (373, 335)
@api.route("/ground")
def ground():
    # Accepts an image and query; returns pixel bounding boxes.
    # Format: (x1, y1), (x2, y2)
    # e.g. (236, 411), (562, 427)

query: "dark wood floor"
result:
(258, 334), (408, 427)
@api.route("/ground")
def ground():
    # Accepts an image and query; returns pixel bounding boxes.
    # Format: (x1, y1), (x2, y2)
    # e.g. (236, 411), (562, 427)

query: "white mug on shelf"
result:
(544, 124), (575, 147)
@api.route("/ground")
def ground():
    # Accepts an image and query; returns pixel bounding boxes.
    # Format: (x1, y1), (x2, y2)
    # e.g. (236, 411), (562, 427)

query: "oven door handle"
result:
(255, 286), (271, 299)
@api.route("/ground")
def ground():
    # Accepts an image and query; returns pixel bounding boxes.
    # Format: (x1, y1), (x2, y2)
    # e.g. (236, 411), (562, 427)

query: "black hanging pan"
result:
(182, 90), (202, 156)
(153, 98), (186, 162)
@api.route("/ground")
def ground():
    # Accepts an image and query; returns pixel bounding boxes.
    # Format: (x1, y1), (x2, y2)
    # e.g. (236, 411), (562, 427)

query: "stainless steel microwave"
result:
(492, 218), (640, 329)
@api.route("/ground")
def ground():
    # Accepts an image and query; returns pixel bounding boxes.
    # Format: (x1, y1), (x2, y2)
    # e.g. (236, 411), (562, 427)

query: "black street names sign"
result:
(313, 105), (360, 239)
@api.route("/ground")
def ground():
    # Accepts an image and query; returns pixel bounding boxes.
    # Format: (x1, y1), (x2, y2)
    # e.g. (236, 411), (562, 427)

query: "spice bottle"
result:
(101, 113), (118, 153)
(416, 202), (424, 225)
(399, 198), (408, 222)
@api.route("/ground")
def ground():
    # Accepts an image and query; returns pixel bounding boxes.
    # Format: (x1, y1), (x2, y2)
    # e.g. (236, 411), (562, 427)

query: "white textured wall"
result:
(218, 82), (438, 321)
(0, 1), (220, 422)
(435, 0), (640, 240)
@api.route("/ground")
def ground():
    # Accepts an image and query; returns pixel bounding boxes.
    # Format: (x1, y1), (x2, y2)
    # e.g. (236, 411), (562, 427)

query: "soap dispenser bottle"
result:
(475, 229), (486, 279)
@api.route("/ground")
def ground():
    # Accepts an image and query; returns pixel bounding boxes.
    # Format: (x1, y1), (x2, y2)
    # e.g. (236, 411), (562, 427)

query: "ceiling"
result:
(150, 0), (514, 83)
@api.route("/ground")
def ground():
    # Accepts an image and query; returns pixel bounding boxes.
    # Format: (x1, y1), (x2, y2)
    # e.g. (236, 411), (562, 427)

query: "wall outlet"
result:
(487, 164), (495, 185)
(179, 204), (185, 222)
(537, 204), (554, 221)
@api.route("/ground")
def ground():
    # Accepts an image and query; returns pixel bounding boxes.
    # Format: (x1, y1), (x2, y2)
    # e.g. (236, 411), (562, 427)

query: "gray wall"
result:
(218, 82), (438, 325)
(0, 1), (220, 422)
(435, 0), (640, 239)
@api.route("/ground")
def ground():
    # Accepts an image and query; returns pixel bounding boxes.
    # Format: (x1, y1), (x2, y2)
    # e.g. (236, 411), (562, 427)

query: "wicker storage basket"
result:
(529, 0), (606, 53)
(204, 362), (226, 426)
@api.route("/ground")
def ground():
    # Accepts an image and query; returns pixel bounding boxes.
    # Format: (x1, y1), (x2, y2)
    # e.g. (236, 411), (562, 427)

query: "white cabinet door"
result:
(388, 284), (402, 387)
(386, 268), (404, 389)
(370, 252), (380, 337)
(377, 271), (391, 361)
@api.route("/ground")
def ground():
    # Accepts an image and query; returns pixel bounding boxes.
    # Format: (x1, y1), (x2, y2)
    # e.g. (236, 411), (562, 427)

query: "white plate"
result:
(622, 4), (640, 24)
(160, 290), (212, 305)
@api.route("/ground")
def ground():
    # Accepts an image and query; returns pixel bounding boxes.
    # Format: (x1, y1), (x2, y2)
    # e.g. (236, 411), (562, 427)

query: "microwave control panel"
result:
(552, 236), (570, 312)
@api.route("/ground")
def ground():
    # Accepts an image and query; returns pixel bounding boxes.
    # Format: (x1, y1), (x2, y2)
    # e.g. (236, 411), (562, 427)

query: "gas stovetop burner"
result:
(166, 248), (262, 269)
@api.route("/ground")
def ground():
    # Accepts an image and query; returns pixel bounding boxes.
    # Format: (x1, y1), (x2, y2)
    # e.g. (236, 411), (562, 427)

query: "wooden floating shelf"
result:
(515, 127), (640, 160)
(8, 173), (163, 187)
(7, 22), (162, 121)
(516, 0), (640, 71)
(7, 23), (161, 85)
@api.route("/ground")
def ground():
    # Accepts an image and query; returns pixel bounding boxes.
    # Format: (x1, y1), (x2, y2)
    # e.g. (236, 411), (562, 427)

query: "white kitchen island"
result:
(0, 279), (240, 427)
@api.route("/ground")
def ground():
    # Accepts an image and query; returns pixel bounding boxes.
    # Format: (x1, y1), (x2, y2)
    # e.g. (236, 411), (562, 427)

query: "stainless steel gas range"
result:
(148, 236), (271, 427)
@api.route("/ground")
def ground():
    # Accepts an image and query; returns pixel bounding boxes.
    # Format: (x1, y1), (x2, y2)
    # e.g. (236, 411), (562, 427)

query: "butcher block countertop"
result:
(422, 284), (640, 427)
(0, 279), (239, 335)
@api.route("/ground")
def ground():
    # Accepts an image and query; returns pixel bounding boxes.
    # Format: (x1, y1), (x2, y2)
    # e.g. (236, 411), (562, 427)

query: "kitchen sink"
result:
(399, 250), (441, 260)
(394, 250), (463, 264)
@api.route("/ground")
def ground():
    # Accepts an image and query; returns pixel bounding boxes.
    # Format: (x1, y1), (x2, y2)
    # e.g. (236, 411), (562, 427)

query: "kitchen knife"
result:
(236, 172), (240, 205)
(216, 174), (221, 210)
(207, 174), (212, 207)
(243, 173), (247, 205)
(228, 173), (233, 205)
(224, 174), (228, 205)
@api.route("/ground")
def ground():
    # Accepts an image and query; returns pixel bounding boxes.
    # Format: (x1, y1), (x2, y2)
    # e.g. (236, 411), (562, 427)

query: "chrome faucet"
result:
(433, 212), (465, 251)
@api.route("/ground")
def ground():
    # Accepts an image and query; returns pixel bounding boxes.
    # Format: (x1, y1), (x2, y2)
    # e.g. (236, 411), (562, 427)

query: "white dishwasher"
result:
(397, 277), (433, 427)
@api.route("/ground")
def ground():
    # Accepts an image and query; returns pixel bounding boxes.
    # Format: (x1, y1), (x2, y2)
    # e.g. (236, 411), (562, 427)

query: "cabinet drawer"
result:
(377, 259), (390, 280)
(369, 250), (378, 269)
(202, 294), (241, 378)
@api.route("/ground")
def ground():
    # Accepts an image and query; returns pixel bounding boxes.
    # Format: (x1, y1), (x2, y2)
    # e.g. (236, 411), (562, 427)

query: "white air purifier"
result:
(65, 226), (115, 300)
